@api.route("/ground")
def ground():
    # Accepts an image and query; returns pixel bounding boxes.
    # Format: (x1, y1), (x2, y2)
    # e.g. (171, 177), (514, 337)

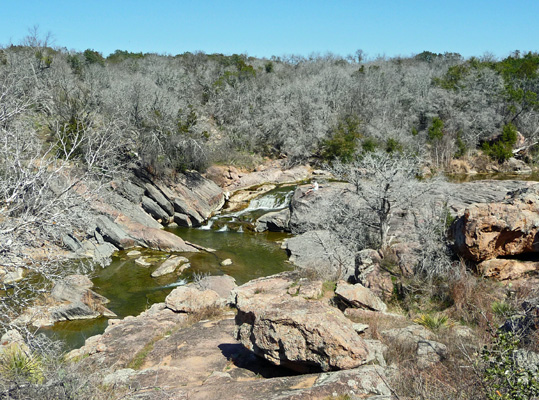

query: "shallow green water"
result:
(42, 188), (294, 351)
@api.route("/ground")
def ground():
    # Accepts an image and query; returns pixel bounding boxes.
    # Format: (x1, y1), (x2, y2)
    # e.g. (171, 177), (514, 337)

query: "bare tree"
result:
(330, 150), (431, 249)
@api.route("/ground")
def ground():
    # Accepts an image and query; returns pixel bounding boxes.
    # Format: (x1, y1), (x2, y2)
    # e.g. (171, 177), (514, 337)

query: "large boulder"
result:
(254, 208), (290, 232)
(114, 214), (199, 253)
(335, 281), (388, 312)
(452, 185), (539, 262)
(165, 286), (222, 313)
(234, 277), (369, 373)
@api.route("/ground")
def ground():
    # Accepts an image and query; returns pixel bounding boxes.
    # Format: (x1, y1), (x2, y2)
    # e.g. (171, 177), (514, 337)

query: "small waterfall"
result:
(231, 190), (294, 217)
(199, 219), (214, 230)
(197, 187), (295, 232)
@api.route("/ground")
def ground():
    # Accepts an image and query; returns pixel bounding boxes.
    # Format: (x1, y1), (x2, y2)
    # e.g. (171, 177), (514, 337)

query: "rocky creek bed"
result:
(5, 162), (539, 399)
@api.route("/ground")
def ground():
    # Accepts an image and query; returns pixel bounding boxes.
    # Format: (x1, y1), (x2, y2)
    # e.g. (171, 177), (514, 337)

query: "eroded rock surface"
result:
(452, 185), (539, 262)
(71, 306), (390, 400)
(233, 276), (370, 372)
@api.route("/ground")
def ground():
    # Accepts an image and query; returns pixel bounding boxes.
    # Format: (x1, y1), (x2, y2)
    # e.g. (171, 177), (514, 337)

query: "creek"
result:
(41, 185), (296, 350)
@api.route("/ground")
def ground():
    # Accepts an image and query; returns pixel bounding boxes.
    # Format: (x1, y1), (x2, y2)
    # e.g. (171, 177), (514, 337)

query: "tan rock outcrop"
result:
(335, 281), (388, 312)
(165, 286), (222, 313)
(452, 185), (539, 262)
(478, 258), (539, 280)
(234, 276), (369, 373)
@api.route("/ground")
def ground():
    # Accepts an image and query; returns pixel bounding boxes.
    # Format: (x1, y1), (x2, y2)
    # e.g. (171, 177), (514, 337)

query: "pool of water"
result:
(42, 187), (295, 350)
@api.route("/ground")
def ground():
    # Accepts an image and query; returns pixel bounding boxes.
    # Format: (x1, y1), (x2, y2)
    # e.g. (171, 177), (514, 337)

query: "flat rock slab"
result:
(91, 314), (390, 400)
(191, 274), (237, 300)
(67, 303), (189, 369)
(16, 274), (116, 328)
(151, 255), (189, 277)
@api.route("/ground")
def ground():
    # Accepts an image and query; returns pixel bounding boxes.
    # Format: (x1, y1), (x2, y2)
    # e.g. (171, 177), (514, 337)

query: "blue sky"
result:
(1, 0), (537, 59)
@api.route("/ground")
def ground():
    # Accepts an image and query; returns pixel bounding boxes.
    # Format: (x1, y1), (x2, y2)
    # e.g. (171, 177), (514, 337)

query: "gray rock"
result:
(192, 275), (237, 300)
(352, 323), (370, 334)
(364, 339), (388, 367)
(165, 286), (222, 313)
(174, 212), (193, 228)
(514, 349), (539, 372)
(254, 208), (290, 232)
(172, 171), (224, 219)
(116, 179), (144, 203)
(103, 368), (137, 387)
(144, 183), (174, 216)
(151, 255), (189, 278)
(381, 325), (447, 369)
(285, 230), (355, 281)
(96, 216), (134, 250)
(17, 274), (116, 327)
(62, 234), (83, 252)
(335, 281), (388, 312)
(142, 195), (170, 223)
(94, 230), (105, 244)
(172, 197), (205, 226)
(416, 340), (448, 369)
(220, 258), (233, 266)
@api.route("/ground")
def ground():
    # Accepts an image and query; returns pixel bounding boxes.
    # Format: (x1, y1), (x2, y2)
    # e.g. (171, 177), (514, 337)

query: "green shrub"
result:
(482, 329), (539, 399)
(491, 301), (515, 319)
(454, 131), (467, 158)
(0, 345), (44, 384)
(482, 123), (518, 162)
(362, 137), (378, 153)
(321, 116), (361, 162)
(413, 313), (449, 332)
(428, 117), (444, 142)
(385, 138), (403, 153)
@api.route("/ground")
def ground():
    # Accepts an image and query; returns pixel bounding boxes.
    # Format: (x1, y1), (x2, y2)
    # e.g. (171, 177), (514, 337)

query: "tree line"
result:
(1, 36), (537, 178)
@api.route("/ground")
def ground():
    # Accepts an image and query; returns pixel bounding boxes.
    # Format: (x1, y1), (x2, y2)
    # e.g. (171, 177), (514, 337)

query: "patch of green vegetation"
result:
(127, 334), (163, 370)
(483, 329), (539, 399)
(321, 115), (361, 163)
(491, 300), (515, 319)
(482, 123), (518, 162)
(413, 313), (449, 332)
(0, 345), (44, 384)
